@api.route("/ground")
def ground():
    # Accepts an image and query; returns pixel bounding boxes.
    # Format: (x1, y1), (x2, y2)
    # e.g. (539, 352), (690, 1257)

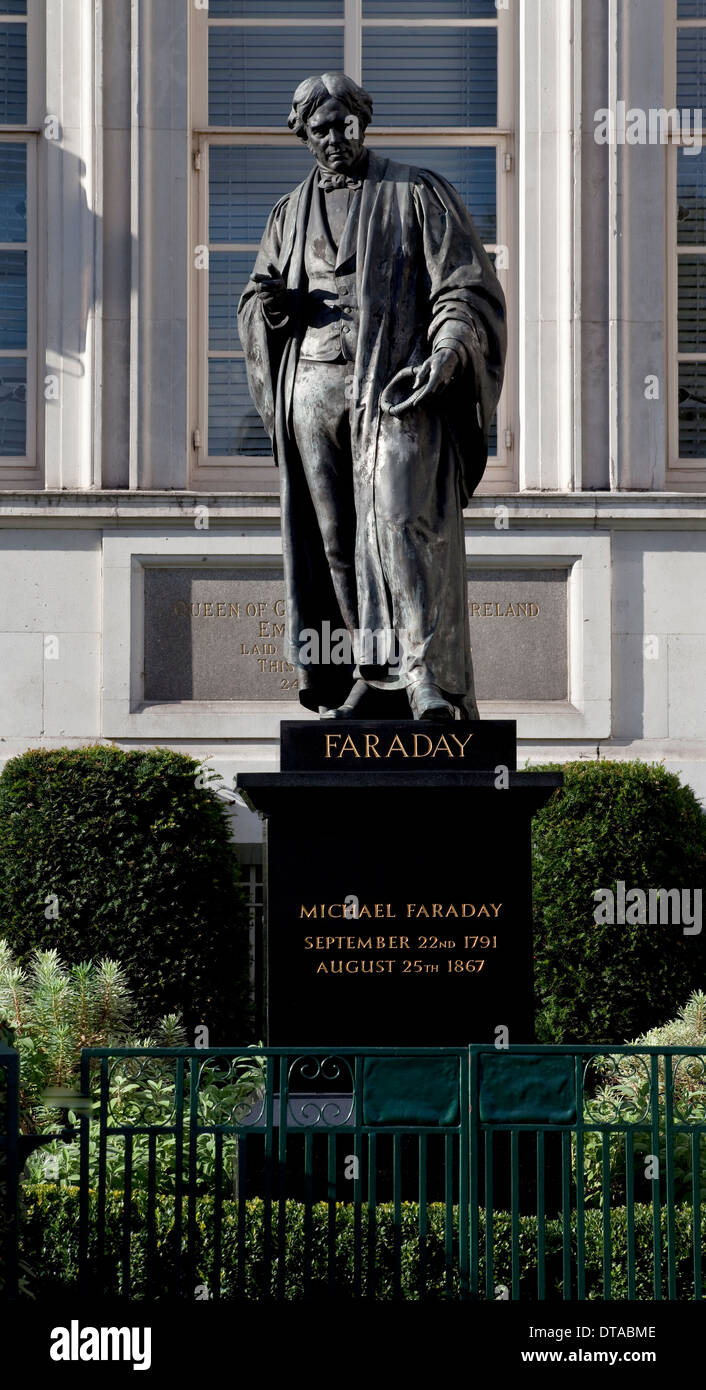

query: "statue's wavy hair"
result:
(288, 72), (373, 141)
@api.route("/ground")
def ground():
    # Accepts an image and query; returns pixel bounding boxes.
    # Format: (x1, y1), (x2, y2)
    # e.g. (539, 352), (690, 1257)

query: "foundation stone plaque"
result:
(143, 567), (296, 702)
(143, 566), (569, 705)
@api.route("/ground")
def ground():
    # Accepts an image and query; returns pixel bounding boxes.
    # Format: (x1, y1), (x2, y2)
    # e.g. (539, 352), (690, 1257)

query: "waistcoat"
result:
(299, 183), (359, 363)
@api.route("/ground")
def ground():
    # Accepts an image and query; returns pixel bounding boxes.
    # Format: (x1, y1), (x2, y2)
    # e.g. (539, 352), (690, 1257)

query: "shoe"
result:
(408, 680), (455, 721)
(319, 679), (369, 720)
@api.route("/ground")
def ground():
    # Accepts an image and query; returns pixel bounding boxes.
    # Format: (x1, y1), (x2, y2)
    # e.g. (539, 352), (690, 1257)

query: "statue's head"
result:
(288, 72), (373, 173)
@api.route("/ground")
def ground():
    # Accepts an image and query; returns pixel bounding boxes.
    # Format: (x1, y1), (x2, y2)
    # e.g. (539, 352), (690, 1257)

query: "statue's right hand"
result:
(253, 273), (288, 313)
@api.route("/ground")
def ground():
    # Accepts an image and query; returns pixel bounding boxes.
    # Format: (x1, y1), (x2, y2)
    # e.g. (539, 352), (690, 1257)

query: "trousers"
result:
(291, 355), (474, 703)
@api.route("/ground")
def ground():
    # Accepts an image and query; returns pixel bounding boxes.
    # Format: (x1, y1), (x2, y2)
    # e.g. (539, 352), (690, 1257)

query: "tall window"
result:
(0, 0), (37, 483)
(671, 0), (706, 484)
(190, 0), (514, 493)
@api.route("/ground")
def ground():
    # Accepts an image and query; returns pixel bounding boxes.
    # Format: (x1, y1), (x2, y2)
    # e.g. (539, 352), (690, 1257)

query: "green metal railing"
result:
(3, 1043), (706, 1301)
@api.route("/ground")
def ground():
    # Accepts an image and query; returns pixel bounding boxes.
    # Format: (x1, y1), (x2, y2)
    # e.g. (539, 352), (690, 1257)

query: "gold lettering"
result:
(386, 734), (408, 757)
(412, 733), (433, 757)
(174, 600), (188, 617)
(325, 734), (341, 759)
(339, 735), (360, 756)
(300, 906), (317, 918)
(274, 599), (286, 617)
(365, 733), (381, 758)
(431, 735), (454, 757)
(450, 733), (473, 756)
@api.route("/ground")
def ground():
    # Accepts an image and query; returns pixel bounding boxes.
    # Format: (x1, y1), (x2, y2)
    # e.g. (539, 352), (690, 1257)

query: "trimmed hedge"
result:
(0, 747), (252, 1041)
(20, 1185), (706, 1301)
(532, 761), (706, 1043)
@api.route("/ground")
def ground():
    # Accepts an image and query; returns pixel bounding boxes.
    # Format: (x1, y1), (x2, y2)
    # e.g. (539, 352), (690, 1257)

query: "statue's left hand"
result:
(388, 348), (459, 417)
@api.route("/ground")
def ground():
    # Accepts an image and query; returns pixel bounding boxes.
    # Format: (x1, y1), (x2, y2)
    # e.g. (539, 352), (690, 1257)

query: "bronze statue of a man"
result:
(238, 72), (506, 721)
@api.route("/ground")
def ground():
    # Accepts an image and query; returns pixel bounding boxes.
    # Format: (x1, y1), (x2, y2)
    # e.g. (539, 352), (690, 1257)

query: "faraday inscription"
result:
(143, 566), (568, 704)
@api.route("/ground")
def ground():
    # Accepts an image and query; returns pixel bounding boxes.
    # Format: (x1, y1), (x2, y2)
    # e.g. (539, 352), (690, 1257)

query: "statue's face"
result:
(305, 97), (365, 172)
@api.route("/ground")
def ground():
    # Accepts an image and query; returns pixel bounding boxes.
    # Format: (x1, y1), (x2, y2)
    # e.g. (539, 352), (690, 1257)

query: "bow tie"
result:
(318, 171), (363, 193)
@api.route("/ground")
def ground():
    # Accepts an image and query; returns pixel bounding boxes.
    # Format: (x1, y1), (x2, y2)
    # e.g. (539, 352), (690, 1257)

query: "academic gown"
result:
(237, 149), (507, 714)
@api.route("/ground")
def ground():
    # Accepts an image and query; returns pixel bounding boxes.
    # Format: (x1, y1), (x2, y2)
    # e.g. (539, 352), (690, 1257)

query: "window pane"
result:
(0, 355), (25, 454)
(679, 361), (706, 456)
(0, 142), (25, 241)
(372, 145), (496, 242)
(365, 0), (496, 13)
(210, 0), (342, 13)
(678, 255), (706, 351)
(677, 30), (706, 109)
(210, 145), (313, 242)
(209, 358), (271, 455)
(363, 27), (497, 126)
(677, 149), (706, 245)
(210, 252), (254, 350)
(678, 0), (706, 16)
(209, 26), (344, 126)
(0, 248), (25, 348)
(0, 22), (26, 124)
(487, 413), (497, 456)
(0, 2), (27, 13)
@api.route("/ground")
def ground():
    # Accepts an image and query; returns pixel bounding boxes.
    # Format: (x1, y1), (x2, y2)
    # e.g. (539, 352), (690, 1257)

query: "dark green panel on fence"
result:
(362, 1056), (460, 1125)
(478, 1053), (576, 1123)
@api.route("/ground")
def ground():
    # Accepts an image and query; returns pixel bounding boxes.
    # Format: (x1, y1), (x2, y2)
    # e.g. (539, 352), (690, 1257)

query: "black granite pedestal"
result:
(238, 721), (562, 1048)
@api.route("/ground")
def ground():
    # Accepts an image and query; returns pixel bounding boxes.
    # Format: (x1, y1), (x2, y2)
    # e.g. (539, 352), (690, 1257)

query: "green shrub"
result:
(19, 1186), (706, 1301)
(532, 760), (706, 1043)
(0, 747), (252, 1041)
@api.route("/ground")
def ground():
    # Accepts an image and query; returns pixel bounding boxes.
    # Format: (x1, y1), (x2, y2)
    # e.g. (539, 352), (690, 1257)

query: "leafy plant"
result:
(0, 746), (252, 1039)
(0, 937), (265, 1195)
(19, 1188), (706, 1301)
(577, 992), (706, 1205)
(0, 939), (135, 1124)
(532, 760), (706, 1043)
(23, 1051), (266, 1195)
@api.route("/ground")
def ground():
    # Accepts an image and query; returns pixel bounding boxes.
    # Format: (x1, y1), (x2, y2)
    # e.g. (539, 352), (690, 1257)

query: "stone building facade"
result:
(0, 0), (705, 897)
